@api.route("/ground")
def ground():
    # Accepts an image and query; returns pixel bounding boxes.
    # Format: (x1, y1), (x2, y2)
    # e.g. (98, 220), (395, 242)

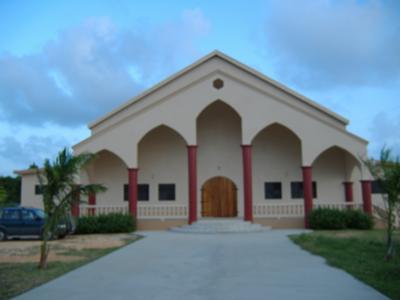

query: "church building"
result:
(17, 51), (375, 230)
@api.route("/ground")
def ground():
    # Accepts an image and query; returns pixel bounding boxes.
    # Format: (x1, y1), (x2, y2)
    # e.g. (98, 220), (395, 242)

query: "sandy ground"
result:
(0, 234), (138, 263)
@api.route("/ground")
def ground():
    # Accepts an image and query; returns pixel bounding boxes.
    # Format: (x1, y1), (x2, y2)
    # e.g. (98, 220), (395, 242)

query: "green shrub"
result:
(309, 208), (374, 230)
(76, 213), (135, 234)
(344, 209), (373, 230)
(309, 208), (347, 230)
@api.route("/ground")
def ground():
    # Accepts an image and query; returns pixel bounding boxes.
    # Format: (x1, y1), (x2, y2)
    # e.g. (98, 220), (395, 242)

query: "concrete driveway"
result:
(16, 230), (387, 300)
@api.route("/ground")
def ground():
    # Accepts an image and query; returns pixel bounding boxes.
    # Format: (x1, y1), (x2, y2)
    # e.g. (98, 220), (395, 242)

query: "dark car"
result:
(0, 207), (75, 241)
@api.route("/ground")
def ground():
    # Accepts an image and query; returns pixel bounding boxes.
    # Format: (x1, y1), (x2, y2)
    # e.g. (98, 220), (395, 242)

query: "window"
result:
(138, 184), (149, 201)
(35, 185), (45, 195)
(264, 182), (282, 199)
(371, 180), (384, 194)
(124, 184), (150, 201)
(291, 182), (317, 199)
(159, 184), (175, 201)
(124, 185), (128, 201)
(3, 209), (19, 220)
(34, 209), (45, 219)
(21, 210), (35, 220)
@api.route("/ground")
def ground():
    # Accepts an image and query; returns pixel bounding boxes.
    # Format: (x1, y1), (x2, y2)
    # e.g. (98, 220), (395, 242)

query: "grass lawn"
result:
(290, 230), (400, 300)
(0, 234), (140, 299)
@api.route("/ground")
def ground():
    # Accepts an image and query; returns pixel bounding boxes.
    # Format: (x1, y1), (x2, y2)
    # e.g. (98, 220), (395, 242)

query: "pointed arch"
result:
(138, 124), (187, 204)
(312, 145), (363, 203)
(250, 122), (302, 145)
(137, 124), (189, 145)
(311, 145), (362, 169)
(196, 99), (242, 121)
(83, 149), (130, 205)
(252, 122), (303, 203)
(91, 148), (130, 169)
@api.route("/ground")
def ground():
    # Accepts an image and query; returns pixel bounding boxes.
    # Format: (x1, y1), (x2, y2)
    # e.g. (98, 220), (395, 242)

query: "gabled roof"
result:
(89, 50), (348, 130)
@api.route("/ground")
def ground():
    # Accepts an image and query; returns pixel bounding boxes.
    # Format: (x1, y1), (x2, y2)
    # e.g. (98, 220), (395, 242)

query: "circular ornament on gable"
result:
(213, 78), (224, 89)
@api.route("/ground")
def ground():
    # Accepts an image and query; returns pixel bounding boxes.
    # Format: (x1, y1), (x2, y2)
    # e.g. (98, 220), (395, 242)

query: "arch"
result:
(196, 99), (242, 121)
(250, 122), (302, 145)
(93, 149), (129, 168)
(312, 145), (363, 203)
(83, 149), (130, 205)
(311, 145), (362, 169)
(137, 124), (190, 146)
(138, 124), (187, 204)
(252, 122), (303, 203)
(201, 176), (238, 217)
(201, 176), (239, 190)
(196, 99), (243, 214)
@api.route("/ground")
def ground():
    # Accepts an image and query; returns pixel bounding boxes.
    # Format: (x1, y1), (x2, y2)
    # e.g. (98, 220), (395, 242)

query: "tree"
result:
(0, 176), (21, 204)
(35, 148), (106, 269)
(364, 147), (400, 260)
(0, 186), (7, 205)
(29, 163), (39, 169)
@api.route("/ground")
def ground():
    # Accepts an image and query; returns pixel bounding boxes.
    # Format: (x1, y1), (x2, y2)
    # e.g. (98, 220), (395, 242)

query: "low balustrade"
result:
(253, 201), (364, 218)
(79, 202), (369, 219)
(79, 203), (188, 219)
(314, 201), (363, 211)
(80, 204), (129, 216)
(253, 202), (305, 218)
(138, 204), (188, 219)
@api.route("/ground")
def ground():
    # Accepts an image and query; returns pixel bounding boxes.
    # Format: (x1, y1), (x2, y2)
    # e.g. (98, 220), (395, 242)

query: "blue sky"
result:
(0, 0), (399, 176)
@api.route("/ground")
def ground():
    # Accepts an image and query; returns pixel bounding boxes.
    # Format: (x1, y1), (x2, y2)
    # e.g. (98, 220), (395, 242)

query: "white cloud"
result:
(262, 0), (400, 88)
(0, 9), (211, 175)
(0, 10), (210, 126)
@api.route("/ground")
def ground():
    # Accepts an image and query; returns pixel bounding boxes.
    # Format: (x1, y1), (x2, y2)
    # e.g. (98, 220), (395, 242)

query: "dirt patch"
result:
(0, 234), (138, 263)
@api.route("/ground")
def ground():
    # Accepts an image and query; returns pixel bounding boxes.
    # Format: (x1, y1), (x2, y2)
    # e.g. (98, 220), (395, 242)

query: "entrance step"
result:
(170, 218), (270, 234)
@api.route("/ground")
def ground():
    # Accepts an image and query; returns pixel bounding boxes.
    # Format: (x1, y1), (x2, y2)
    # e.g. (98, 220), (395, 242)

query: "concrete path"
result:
(16, 230), (387, 300)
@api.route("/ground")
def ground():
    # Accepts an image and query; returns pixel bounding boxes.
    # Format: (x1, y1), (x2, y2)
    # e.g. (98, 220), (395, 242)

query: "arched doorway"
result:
(201, 177), (237, 217)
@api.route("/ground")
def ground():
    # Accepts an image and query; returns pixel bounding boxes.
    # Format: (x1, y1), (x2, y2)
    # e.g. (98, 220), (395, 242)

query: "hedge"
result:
(309, 208), (373, 230)
(343, 209), (374, 230)
(75, 213), (135, 234)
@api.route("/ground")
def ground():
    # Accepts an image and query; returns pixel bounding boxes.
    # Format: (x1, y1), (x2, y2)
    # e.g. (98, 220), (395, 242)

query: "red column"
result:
(128, 168), (138, 218)
(361, 180), (372, 215)
(343, 182), (353, 208)
(187, 146), (198, 224)
(302, 166), (313, 228)
(71, 186), (80, 217)
(242, 145), (253, 222)
(88, 192), (96, 216)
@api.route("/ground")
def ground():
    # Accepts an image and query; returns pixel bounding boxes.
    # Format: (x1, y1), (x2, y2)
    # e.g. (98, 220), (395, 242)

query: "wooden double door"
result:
(201, 176), (237, 217)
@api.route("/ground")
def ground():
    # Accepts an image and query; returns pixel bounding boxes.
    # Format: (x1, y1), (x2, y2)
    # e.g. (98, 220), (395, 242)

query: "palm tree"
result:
(35, 148), (106, 269)
(364, 147), (400, 260)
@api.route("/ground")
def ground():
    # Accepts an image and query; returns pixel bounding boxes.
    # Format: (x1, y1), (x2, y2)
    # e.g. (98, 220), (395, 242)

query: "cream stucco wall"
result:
(20, 173), (43, 209)
(73, 54), (368, 175)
